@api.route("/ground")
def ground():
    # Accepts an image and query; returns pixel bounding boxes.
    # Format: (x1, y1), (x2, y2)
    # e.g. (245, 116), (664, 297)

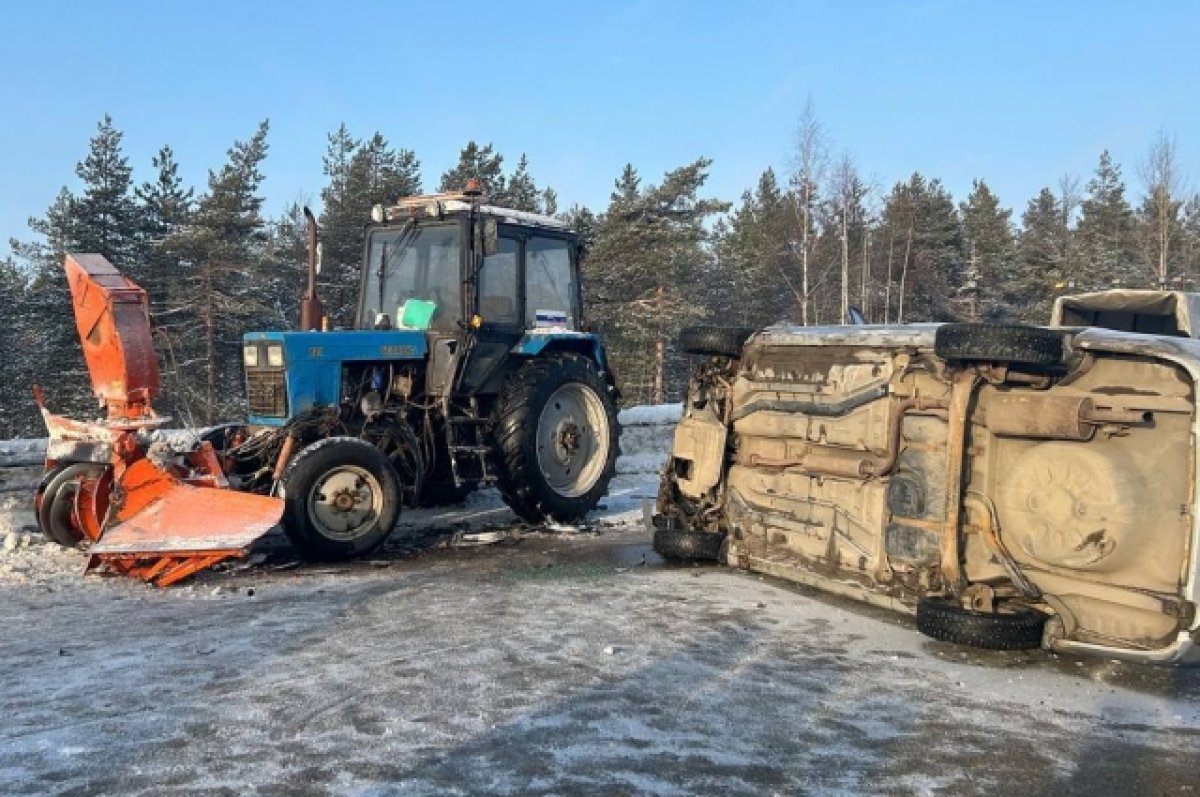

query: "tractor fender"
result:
(512, 333), (620, 400)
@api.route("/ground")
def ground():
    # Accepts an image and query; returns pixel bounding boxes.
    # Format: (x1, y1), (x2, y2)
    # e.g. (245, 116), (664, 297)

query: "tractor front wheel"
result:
(493, 353), (619, 523)
(280, 437), (402, 561)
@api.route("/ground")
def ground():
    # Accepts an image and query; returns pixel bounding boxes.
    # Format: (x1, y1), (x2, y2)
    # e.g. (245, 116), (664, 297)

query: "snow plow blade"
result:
(87, 479), (283, 587)
(36, 253), (286, 587)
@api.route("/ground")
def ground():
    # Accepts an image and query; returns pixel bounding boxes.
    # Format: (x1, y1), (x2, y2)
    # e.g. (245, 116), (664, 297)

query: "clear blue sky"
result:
(2, 1), (1198, 259)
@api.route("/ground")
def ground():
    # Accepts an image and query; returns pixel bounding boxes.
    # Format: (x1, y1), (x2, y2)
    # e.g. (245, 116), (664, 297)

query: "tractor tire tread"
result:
(492, 352), (620, 524)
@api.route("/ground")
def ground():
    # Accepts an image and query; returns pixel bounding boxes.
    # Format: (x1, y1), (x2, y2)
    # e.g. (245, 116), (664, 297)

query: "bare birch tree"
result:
(1138, 130), (1185, 286)
(789, 97), (826, 326)
(827, 152), (868, 324)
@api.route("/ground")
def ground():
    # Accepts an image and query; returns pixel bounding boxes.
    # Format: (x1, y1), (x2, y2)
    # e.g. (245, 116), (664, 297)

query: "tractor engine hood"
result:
(243, 329), (428, 426)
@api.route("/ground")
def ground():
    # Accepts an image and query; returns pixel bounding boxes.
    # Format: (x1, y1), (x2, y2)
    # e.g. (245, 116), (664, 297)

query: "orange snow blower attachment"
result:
(37, 254), (284, 587)
(64, 253), (161, 421)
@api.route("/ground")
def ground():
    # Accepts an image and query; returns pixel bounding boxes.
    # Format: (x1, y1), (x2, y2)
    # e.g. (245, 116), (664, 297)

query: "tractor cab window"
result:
(478, 236), (520, 326)
(361, 225), (461, 332)
(525, 236), (576, 329)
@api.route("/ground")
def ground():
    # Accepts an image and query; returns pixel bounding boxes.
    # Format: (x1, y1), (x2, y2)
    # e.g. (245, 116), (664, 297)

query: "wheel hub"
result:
(535, 383), (611, 498)
(308, 466), (383, 540)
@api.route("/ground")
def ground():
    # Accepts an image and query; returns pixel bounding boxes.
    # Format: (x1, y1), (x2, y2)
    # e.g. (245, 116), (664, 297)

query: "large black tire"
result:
(915, 596), (1047, 651)
(934, 323), (1064, 367)
(493, 353), (620, 523)
(280, 437), (402, 561)
(36, 463), (105, 548)
(679, 326), (756, 358)
(652, 527), (725, 562)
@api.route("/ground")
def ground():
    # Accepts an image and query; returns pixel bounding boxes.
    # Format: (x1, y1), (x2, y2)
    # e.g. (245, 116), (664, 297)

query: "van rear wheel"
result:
(915, 596), (1047, 650)
(934, 323), (1064, 367)
(652, 527), (725, 562)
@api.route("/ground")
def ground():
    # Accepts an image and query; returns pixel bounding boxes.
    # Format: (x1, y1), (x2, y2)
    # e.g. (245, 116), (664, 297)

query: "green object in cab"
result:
(400, 299), (437, 330)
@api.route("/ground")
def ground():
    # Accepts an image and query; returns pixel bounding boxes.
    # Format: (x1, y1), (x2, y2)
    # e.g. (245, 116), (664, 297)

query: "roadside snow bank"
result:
(616, 403), (680, 475)
(0, 439), (46, 468)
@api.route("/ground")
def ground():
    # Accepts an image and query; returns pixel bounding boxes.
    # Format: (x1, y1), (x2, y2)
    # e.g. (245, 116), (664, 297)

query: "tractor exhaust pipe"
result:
(300, 206), (325, 331)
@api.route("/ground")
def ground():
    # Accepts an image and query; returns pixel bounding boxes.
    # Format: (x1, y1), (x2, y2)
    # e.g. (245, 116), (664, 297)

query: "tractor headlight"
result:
(266, 344), (284, 368)
(243, 345), (259, 367)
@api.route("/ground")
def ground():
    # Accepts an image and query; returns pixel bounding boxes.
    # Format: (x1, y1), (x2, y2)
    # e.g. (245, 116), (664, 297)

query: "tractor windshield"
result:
(360, 224), (461, 331)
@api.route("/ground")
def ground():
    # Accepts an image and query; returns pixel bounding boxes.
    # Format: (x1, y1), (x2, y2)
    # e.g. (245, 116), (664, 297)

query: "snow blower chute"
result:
(34, 254), (284, 586)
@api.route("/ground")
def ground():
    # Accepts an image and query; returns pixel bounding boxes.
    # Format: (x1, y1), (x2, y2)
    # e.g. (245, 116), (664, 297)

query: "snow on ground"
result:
(2, 405), (1199, 795)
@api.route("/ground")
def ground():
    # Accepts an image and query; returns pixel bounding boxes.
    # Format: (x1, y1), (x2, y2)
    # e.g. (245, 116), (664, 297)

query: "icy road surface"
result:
(2, 406), (1199, 796)
(1, 479), (1199, 796)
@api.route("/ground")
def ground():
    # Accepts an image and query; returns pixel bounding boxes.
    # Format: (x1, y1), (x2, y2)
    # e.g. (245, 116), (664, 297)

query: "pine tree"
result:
(134, 145), (194, 298)
(0, 258), (30, 436)
(959, 179), (1015, 320)
(439, 141), (506, 198)
(505, 154), (542, 213)
(719, 168), (799, 326)
(1179, 193), (1200, 286)
(167, 120), (272, 423)
(1012, 188), (1066, 322)
(72, 115), (140, 267)
(4, 118), (147, 432)
(260, 203), (309, 329)
(560, 204), (599, 253)
(318, 126), (421, 325)
(586, 159), (729, 403)
(878, 174), (961, 322)
(1075, 151), (1140, 289)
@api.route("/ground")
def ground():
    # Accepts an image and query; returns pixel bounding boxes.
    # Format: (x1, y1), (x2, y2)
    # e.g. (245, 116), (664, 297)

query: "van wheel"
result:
(679, 326), (756, 358)
(280, 437), (402, 561)
(915, 596), (1047, 650)
(934, 323), (1064, 367)
(652, 527), (725, 562)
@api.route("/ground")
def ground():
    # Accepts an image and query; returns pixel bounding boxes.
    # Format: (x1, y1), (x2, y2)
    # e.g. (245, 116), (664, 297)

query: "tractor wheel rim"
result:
(536, 383), (610, 499)
(306, 465), (383, 541)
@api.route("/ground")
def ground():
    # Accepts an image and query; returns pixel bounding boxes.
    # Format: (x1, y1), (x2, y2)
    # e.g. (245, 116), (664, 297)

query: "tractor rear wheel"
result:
(493, 353), (619, 523)
(280, 437), (402, 561)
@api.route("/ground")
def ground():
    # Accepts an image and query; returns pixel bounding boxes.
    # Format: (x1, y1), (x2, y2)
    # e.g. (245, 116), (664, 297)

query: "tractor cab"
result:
(355, 186), (585, 398)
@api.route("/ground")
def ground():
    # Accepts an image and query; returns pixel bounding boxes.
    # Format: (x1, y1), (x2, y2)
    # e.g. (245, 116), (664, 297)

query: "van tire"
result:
(934, 323), (1064, 367)
(652, 527), (725, 562)
(915, 596), (1047, 650)
(679, 326), (756, 358)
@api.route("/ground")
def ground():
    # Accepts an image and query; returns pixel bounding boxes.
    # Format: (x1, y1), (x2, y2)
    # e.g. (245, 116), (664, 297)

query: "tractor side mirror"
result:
(477, 218), (499, 257)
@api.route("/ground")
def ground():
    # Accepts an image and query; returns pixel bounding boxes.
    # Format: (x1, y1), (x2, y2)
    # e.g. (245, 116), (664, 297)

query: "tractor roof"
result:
(375, 190), (568, 232)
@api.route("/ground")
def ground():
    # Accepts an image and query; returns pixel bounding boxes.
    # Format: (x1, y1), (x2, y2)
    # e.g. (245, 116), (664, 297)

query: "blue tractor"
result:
(224, 182), (621, 560)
